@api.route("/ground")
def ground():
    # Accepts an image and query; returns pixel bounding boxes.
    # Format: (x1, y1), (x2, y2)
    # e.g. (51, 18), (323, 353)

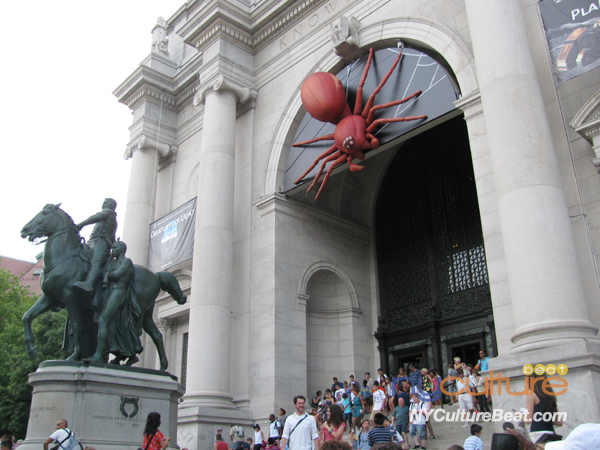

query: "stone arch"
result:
(298, 261), (360, 311)
(262, 17), (477, 197)
(298, 261), (362, 397)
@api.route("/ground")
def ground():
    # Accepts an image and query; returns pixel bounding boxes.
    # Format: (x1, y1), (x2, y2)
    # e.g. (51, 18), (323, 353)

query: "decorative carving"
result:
(330, 16), (360, 57)
(151, 17), (170, 58)
(155, 318), (176, 332)
(437, 288), (492, 317)
(377, 303), (435, 332)
(193, 74), (257, 106)
(124, 135), (171, 160)
(119, 396), (140, 418)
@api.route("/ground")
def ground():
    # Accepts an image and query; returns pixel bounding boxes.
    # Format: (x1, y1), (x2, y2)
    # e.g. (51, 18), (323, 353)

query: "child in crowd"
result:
(463, 424), (483, 450)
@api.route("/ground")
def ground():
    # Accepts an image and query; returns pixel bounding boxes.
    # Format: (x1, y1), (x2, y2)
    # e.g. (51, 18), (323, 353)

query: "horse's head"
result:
(21, 203), (73, 241)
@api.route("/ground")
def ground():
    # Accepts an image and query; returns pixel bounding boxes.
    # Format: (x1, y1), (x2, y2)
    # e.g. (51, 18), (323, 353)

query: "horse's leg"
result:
(142, 309), (168, 371)
(64, 291), (83, 361)
(22, 294), (57, 360)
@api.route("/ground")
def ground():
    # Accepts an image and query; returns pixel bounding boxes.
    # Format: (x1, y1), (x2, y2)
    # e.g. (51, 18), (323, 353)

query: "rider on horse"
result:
(73, 198), (117, 296)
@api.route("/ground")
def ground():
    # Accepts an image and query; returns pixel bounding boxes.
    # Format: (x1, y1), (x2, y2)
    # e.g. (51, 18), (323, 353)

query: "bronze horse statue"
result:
(20, 203), (187, 370)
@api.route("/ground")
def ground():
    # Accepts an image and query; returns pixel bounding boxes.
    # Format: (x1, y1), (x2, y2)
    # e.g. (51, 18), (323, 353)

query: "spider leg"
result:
(291, 133), (335, 147)
(365, 133), (379, 150)
(365, 90), (422, 125)
(354, 48), (374, 115)
(362, 49), (403, 118)
(347, 154), (365, 172)
(314, 153), (348, 200)
(294, 144), (338, 184)
(306, 150), (343, 192)
(366, 115), (427, 134)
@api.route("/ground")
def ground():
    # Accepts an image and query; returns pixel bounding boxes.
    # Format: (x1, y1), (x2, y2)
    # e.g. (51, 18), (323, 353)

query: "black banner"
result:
(147, 198), (196, 272)
(539, 0), (600, 85)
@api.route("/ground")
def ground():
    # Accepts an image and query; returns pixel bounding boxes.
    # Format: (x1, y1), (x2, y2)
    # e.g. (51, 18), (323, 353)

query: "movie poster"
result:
(147, 198), (196, 272)
(538, 0), (600, 85)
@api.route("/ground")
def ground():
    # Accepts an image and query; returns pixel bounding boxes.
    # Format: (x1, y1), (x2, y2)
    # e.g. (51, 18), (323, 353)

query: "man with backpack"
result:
(43, 419), (81, 450)
(230, 424), (246, 450)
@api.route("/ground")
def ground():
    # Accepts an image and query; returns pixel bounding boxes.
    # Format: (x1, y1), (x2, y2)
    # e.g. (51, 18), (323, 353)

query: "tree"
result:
(0, 267), (68, 439)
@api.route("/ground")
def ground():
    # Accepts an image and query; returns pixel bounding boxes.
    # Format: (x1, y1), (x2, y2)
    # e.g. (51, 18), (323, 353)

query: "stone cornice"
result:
(114, 64), (176, 110)
(254, 193), (371, 244)
(454, 89), (482, 121)
(176, 0), (325, 53)
(571, 88), (600, 144)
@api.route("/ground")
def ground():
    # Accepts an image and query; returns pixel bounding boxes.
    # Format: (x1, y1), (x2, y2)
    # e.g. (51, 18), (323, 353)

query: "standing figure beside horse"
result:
(20, 202), (187, 371)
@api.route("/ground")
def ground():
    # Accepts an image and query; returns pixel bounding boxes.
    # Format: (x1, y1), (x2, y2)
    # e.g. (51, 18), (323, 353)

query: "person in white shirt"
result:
(280, 396), (320, 450)
(456, 372), (475, 429)
(409, 393), (429, 450)
(372, 381), (386, 415)
(43, 419), (78, 450)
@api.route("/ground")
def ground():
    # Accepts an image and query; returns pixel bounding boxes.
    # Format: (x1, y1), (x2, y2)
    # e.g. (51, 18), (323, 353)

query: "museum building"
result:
(114, 0), (600, 446)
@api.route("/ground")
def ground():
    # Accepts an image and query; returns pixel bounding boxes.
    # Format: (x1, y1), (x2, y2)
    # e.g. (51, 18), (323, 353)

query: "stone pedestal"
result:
(18, 361), (183, 450)
(488, 341), (600, 433)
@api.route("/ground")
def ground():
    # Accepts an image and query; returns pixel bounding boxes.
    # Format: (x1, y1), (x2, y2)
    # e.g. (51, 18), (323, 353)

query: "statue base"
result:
(17, 360), (184, 450)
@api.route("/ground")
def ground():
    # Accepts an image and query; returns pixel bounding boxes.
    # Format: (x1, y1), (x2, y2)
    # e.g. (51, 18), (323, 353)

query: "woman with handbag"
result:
(143, 412), (172, 450)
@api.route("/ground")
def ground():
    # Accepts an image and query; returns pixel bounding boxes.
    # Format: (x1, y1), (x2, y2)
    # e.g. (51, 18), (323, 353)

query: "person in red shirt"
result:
(143, 412), (172, 450)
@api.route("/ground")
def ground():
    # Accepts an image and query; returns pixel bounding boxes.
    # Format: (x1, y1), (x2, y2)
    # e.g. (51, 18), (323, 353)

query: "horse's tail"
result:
(156, 272), (187, 305)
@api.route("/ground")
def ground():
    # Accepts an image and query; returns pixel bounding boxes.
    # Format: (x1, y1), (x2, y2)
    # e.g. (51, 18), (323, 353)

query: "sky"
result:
(1, 1), (185, 262)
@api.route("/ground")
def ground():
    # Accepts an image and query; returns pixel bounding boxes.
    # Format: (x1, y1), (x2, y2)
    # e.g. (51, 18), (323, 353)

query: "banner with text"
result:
(538, 0), (600, 85)
(148, 198), (196, 272)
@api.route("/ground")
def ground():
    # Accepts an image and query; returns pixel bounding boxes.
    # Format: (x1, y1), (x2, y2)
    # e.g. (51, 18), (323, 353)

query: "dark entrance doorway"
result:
(374, 115), (495, 375)
(449, 341), (482, 368)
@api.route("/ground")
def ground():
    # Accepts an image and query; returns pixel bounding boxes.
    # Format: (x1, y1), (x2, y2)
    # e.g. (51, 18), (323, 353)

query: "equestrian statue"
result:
(20, 200), (187, 371)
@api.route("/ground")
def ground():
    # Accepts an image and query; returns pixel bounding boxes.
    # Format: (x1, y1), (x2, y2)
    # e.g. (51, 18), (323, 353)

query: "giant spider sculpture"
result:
(292, 47), (427, 200)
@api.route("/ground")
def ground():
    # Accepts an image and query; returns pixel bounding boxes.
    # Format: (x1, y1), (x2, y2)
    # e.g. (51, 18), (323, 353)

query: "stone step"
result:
(342, 403), (498, 450)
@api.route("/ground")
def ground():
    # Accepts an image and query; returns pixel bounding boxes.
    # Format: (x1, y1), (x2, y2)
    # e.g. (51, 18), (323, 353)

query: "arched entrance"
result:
(374, 115), (496, 376)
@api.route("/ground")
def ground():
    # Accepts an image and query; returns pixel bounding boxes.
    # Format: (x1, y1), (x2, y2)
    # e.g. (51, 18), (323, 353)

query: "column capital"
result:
(124, 134), (173, 160)
(193, 73), (257, 106)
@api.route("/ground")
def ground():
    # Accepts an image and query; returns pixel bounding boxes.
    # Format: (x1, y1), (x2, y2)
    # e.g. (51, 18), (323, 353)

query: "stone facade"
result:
(114, 0), (600, 446)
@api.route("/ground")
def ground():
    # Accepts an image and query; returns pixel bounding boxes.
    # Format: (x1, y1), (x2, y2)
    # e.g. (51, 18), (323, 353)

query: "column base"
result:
(182, 390), (238, 409)
(178, 403), (253, 450)
(510, 319), (599, 352)
(487, 340), (600, 435)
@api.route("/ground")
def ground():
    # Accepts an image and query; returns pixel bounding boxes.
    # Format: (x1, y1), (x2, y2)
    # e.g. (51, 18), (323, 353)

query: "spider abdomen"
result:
(300, 72), (348, 123)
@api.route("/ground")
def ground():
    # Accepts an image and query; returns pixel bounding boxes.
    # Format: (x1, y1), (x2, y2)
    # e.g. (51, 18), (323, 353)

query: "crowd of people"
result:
(18, 350), (598, 450)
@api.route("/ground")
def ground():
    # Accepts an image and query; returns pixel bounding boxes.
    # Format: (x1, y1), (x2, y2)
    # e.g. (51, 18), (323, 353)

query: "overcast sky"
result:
(1, 1), (184, 262)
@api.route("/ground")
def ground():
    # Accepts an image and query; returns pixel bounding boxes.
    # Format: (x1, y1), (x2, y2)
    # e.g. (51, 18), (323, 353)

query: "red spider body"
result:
(292, 47), (427, 200)
(334, 115), (367, 157)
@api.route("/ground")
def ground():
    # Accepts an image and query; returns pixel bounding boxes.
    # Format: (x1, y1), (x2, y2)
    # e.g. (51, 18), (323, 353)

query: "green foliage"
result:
(0, 268), (68, 439)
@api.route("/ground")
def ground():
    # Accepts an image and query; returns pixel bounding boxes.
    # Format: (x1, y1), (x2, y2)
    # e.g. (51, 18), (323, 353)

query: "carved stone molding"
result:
(571, 88), (600, 172)
(376, 303), (434, 333)
(126, 87), (177, 111)
(437, 288), (491, 318)
(330, 16), (360, 57)
(155, 318), (177, 331)
(124, 135), (172, 160)
(193, 74), (258, 106)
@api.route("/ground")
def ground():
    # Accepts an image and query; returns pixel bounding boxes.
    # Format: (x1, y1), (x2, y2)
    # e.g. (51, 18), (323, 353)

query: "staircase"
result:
(347, 403), (497, 450)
